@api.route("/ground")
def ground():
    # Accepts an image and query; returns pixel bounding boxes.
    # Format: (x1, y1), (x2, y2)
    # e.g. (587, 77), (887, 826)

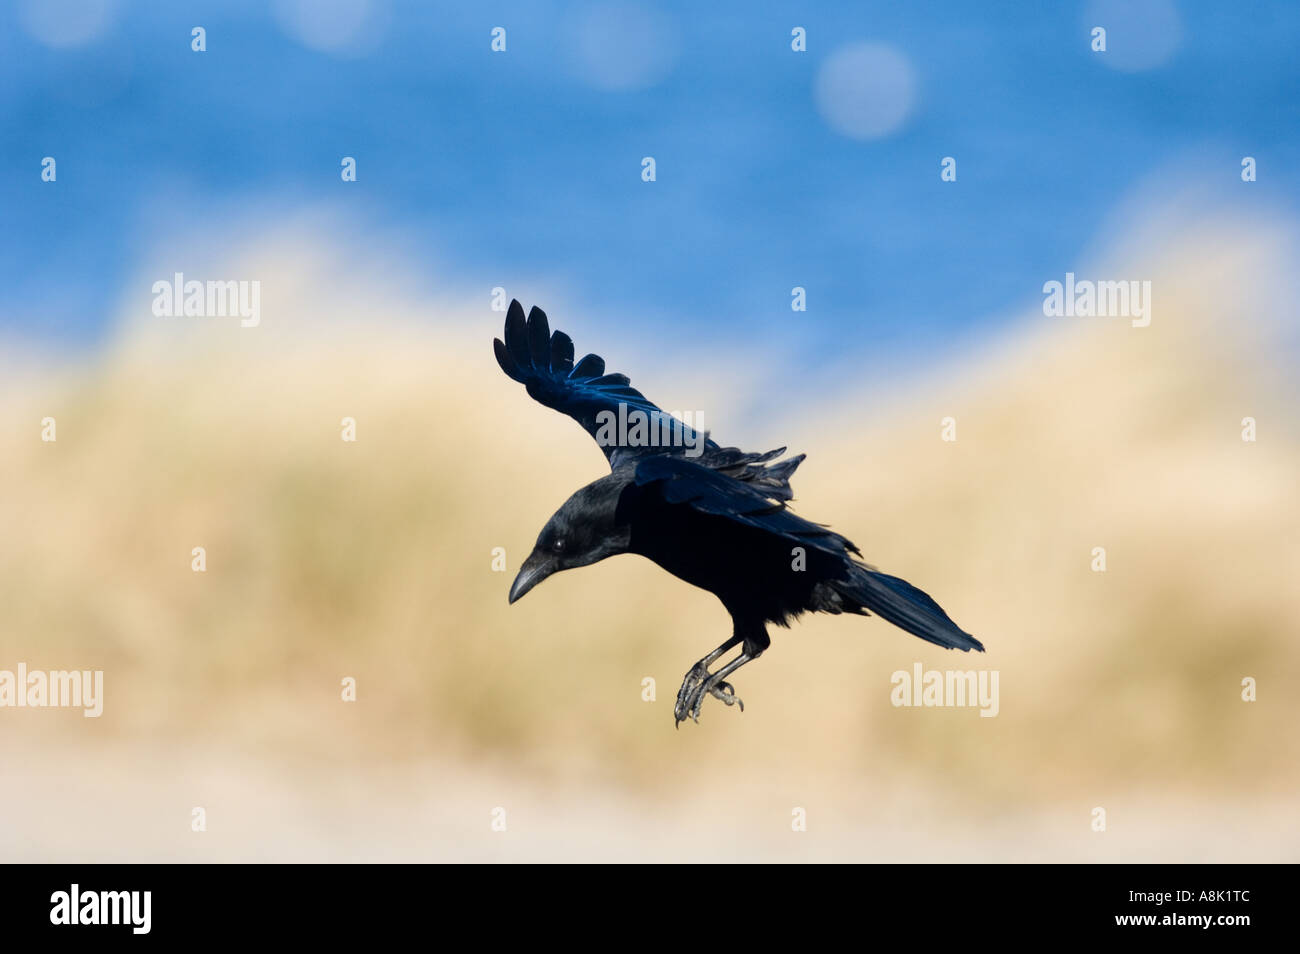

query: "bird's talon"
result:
(673, 653), (754, 725)
(707, 680), (743, 709)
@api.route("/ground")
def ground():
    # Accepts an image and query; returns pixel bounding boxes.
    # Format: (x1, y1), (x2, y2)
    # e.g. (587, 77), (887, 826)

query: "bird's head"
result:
(508, 477), (632, 604)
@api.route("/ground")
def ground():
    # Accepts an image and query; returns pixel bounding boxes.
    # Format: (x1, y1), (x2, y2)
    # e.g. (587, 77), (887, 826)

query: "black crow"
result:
(495, 301), (984, 725)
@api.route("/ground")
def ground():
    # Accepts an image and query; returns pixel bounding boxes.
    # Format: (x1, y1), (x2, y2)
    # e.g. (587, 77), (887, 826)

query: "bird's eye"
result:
(552, 538), (566, 553)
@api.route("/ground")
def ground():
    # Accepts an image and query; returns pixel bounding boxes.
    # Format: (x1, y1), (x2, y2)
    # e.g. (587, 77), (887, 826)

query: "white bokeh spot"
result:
(272, 0), (386, 56)
(1087, 0), (1184, 72)
(815, 43), (917, 141)
(17, 0), (116, 49)
(573, 1), (679, 92)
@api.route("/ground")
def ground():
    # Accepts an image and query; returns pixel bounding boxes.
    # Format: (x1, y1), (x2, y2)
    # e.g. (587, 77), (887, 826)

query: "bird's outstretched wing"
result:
(632, 451), (857, 558)
(494, 300), (715, 466)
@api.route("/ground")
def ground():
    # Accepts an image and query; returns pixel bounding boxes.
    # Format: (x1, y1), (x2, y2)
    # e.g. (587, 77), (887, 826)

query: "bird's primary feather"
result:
(493, 299), (713, 465)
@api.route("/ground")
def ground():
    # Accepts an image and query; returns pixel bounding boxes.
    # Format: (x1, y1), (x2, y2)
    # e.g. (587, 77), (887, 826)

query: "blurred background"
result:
(1, 0), (1298, 861)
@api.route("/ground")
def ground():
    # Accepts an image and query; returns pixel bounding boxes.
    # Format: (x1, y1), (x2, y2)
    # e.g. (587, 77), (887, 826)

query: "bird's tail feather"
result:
(833, 564), (984, 652)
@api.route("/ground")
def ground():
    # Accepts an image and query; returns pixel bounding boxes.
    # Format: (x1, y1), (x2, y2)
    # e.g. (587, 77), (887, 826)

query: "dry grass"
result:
(2, 210), (1297, 860)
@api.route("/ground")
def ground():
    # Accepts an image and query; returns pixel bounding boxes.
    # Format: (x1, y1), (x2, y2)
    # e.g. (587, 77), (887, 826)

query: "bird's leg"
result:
(674, 635), (760, 726)
(673, 635), (738, 724)
(689, 651), (758, 723)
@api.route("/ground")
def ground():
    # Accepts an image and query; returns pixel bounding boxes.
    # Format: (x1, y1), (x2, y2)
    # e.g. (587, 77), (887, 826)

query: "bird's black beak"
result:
(508, 551), (553, 604)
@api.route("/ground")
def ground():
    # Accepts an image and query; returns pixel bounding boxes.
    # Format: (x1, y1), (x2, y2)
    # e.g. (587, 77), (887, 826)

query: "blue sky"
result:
(2, 0), (1298, 360)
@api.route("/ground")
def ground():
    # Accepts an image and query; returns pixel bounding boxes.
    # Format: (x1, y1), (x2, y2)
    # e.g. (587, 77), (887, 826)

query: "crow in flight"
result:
(495, 301), (984, 725)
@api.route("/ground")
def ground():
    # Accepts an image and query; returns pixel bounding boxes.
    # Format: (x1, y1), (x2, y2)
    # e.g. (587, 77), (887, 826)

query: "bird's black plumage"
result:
(495, 300), (983, 725)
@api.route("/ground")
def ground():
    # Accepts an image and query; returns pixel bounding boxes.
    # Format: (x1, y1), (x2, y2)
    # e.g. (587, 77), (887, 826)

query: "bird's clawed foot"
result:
(674, 663), (745, 727)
